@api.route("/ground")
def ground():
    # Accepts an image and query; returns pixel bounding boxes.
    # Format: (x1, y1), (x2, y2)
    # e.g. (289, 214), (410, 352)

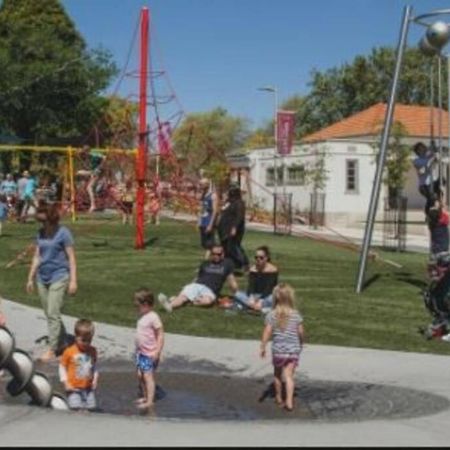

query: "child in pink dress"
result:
(134, 288), (165, 410)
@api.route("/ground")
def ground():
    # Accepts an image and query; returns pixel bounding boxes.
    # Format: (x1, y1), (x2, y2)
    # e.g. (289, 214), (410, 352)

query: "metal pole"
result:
(273, 88), (278, 233)
(355, 5), (412, 293)
(438, 55), (443, 193)
(447, 55), (450, 208)
(68, 147), (76, 223)
(135, 7), (149, 250)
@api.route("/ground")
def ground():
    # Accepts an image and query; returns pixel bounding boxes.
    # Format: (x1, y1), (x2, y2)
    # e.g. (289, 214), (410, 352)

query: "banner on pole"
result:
(277, 110), (296, 155)
(158, 121), (173, 156)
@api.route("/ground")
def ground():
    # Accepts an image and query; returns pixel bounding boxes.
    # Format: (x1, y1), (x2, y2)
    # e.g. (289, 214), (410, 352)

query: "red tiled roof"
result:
(302, 102), (449, 142)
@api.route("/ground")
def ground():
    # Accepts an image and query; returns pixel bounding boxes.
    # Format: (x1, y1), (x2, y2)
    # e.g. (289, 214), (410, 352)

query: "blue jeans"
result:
(234, 291), (273, 310)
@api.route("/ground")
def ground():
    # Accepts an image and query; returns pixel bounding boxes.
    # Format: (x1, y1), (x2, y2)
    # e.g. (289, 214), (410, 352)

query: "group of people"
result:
(197, 178), (249, 272)
(0, 170), (40, 233)
(0, 171), (304, 411)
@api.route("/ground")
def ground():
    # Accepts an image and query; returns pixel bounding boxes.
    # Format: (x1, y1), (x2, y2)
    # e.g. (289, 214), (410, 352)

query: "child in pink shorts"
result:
(260, 283), (304, 411)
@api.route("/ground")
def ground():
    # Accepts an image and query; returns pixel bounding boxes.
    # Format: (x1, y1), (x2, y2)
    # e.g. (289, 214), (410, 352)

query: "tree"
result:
(371, 121), (411, 206)
(172, 108), (250, 183)
(95, 96), (138, 149)
(280, 47), (445, 139)
(244, 127), (273, 149)
(0, 0), (117, 144)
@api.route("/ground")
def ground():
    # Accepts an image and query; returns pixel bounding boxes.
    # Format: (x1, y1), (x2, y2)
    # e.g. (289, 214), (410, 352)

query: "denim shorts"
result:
(180, 283), (216, 302)
(136, 353), (158, 373)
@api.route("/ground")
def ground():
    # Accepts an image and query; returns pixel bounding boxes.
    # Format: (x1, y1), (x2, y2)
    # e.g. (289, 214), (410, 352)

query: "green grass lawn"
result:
(0, 215), (447, 355)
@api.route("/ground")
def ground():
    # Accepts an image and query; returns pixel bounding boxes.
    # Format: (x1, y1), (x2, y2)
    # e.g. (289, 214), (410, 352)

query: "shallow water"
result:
(1, 360), (449, 422)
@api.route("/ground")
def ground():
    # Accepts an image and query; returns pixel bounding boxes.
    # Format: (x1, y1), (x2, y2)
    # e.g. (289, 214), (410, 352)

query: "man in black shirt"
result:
(217, 183), (249, 272)
(158, 245), (238, 313)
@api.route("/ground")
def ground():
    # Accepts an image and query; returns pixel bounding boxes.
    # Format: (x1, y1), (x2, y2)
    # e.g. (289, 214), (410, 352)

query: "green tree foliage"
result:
(0, 0), (117, 143)
(244, 127), (273, 149)
(172, 107), (250, 182)
(303, 47), (440, 135)
(97, 96), (138, 149)
(270, 47), (445, 140)
(371, 121), (411, 197)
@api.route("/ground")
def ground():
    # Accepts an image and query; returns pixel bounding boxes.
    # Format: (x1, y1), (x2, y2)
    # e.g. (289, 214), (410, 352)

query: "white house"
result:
(229, 103), (450, 227)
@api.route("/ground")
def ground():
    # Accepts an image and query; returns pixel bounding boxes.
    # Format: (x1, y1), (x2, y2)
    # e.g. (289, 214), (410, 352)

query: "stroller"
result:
(421, 252), (450, 339)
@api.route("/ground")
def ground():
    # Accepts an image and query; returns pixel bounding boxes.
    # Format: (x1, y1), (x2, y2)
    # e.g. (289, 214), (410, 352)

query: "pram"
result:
(420, 252), (450, 339)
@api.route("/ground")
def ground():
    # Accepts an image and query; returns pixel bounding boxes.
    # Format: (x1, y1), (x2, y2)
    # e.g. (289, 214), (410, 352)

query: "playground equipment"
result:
(356, 7), (450, 293)
(0, 325), (68, 410)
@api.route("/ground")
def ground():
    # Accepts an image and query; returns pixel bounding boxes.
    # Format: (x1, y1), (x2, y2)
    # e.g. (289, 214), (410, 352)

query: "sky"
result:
(61, 0), (450, 129)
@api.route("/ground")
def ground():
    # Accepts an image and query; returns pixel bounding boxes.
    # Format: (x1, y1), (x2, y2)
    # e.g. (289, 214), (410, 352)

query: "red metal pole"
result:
(135, 7), (149, 249)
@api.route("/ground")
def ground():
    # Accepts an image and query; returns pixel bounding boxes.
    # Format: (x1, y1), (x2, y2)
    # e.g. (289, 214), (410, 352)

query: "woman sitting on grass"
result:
(233, 246), (278, 314)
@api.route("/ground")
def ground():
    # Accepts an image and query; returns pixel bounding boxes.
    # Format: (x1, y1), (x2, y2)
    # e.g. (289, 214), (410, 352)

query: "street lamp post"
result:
(258, 86), (279, 229)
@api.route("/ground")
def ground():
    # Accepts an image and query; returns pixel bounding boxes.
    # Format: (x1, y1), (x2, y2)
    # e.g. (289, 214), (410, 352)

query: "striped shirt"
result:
(265, 310), (303, 356)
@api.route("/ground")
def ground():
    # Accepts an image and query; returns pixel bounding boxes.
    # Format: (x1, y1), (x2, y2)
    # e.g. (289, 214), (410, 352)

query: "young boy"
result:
(134, 288), (164, 410)
(59, 319), (99, 411)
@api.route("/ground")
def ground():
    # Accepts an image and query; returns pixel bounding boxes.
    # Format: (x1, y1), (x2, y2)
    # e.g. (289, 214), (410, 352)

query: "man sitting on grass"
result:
(158, 244), (238, 313)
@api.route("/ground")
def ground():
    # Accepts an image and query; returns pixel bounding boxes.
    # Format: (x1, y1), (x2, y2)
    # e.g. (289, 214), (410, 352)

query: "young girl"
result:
(134, 288), (164, 410)
(260, 283), (304, 411)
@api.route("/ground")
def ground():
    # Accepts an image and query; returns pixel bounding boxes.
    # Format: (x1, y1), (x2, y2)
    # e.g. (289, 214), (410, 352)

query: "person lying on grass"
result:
(158, 244), (239, 313)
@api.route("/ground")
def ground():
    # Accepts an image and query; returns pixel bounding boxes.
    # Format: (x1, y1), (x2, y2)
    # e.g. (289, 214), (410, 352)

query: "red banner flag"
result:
(277, 110), (296, 155)
(158, 121), (172, 156)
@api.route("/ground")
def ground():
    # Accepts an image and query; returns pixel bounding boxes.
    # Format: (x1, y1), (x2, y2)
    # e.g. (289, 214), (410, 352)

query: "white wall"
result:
(247, 141), (384, 225)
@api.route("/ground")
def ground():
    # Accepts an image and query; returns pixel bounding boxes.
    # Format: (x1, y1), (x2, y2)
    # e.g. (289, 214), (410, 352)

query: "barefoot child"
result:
(134, 288), (164, 409)
(59, 319), (99, 411)
(260, 283), (304, 411)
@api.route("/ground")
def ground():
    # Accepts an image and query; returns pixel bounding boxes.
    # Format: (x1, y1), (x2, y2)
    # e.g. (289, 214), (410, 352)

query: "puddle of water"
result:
(1, 361), (449, 422)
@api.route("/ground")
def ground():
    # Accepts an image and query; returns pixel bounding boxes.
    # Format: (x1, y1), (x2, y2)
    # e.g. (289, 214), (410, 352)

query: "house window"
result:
(287, 165), (306, 185)
(346, 159), (359, 193)
(266, 167), (284, 186)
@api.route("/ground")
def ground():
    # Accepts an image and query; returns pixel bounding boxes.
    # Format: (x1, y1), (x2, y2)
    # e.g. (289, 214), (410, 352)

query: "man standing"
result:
(217, 183), (249, 273)
(198, 177), (219, 258)
(16, 170), (29, 221)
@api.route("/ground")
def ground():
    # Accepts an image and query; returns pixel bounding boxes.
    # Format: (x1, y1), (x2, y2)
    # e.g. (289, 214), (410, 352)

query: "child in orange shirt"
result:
(59, 319), (99, 411)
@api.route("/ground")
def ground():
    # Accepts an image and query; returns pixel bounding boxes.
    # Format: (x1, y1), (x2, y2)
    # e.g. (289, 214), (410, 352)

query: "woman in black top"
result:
(233, 246), (278, 313)
(217, 183), (249, 271)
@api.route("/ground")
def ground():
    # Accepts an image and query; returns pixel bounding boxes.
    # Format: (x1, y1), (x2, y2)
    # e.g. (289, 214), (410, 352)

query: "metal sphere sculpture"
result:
(419, 34), (440, 56)
(426, 21), (450, 49)
(0, 325), (69, 410)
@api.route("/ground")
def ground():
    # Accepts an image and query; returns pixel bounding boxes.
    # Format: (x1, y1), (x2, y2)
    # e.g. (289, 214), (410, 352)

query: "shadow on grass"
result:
(362, 273), (381, 290)
(394, 272), (427, 290)
(144, 236), (159, 248)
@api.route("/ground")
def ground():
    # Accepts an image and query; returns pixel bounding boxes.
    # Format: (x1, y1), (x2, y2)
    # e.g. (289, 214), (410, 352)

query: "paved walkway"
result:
(2, 299), (450, 447)
(162, 209), (431, 254)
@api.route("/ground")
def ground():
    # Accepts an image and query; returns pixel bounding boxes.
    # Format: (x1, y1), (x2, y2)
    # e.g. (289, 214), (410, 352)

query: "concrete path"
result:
(2, 299), (450, 447)
(161, 209), (432, 254)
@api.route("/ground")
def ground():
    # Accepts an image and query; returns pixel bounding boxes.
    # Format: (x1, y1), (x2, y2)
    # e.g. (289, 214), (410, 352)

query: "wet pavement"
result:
(3, 299), (450, 446)
(2, 358), (449, 423)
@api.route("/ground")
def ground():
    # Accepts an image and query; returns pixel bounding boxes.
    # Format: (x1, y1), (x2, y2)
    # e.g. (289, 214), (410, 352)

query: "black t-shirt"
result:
(196, 258), (234, 295)
(247, 271), (278, 297)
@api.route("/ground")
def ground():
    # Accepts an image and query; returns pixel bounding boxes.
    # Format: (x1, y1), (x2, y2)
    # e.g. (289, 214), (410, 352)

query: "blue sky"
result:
(62, 0), (450, 129)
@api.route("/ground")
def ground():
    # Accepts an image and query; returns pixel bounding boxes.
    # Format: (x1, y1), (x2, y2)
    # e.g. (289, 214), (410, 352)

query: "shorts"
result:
(67, 389), (96, 410)
(180, 283), (216, 302)
(136, 353), (158, 373)
(272, 354), (300, 369)
(199, 227), (215, 250)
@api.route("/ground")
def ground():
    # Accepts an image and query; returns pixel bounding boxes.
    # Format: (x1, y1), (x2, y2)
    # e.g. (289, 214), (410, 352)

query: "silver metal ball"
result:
(426, 21), (450, 49)
(419, 35), (439, 56)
